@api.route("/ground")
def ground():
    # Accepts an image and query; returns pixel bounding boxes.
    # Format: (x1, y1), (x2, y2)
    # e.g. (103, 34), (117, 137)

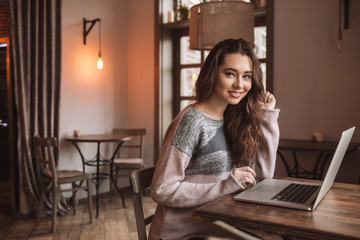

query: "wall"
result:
(273, 0), (360, 183)
(127, 0), (155, 169)
(60, 0), (155, 196)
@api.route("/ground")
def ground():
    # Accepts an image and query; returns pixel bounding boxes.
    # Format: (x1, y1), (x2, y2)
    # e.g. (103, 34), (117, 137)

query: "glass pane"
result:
(261, 63), (267, 90)
(178, 0), (199, 9)
(203, 50), (210, 62)
(181, 36), (201, 65)
(180, 67), (200, 97)
(254, 26), (266, 59)
(180, 100), (193, 110)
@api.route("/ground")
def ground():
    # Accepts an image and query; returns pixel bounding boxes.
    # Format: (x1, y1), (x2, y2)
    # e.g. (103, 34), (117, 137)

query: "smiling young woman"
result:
(149, 38), (280, 240)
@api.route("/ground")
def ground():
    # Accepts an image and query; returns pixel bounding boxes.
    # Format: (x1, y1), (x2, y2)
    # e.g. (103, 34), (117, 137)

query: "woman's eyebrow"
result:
(224, 68), (252, 74)
(224, 67), (238, 72)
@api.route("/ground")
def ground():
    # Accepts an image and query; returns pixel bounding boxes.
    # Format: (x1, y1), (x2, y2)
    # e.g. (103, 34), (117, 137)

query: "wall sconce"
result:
(83, 18), (103, 69)
(189, 1), (254, 50)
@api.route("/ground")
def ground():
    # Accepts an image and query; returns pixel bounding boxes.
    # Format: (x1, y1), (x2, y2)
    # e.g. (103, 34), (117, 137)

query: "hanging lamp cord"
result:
(99, 20), (102, 56)
(338, 0), (342, 40)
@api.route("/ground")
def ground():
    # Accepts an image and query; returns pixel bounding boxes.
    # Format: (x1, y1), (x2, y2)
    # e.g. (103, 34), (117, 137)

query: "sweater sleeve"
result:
(251, 108), (280, 179)
(150, 143), (244, 208)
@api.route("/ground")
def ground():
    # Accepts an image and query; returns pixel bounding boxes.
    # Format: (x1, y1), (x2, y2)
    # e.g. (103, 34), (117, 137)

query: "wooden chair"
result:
(110, 128), (147, 201)
(208, 221), (262, 240)
(130, 167), (155, 240)
(34, 136), (92, 233)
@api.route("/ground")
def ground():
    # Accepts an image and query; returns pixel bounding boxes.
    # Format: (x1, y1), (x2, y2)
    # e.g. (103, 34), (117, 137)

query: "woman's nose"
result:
(233, 77), (244, 88)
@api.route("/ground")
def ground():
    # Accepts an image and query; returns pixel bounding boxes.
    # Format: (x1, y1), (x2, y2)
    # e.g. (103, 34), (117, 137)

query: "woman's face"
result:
(212, 53), (252, 106)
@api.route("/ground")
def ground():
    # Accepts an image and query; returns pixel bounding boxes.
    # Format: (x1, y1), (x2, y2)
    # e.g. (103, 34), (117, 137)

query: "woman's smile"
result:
(228, 91), (244, 98)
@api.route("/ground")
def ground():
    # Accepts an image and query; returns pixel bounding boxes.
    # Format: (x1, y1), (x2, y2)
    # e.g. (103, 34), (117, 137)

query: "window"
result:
(255, 26), (267, 88)
(178, 36), (209, 111)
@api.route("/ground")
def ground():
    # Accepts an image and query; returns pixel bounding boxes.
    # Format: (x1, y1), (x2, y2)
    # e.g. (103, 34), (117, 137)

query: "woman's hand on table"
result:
(233, 166), (257, 185)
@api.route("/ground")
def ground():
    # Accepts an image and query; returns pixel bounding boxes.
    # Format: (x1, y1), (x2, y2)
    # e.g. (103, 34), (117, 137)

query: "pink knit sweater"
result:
(149, 107), (280, 240)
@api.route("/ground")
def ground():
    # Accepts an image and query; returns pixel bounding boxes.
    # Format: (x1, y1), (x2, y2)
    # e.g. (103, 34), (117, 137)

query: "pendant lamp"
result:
(189, 1), (254, 50)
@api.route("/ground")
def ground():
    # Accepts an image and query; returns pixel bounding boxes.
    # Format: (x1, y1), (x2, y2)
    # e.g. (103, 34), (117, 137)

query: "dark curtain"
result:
(10, 0), (67, 215)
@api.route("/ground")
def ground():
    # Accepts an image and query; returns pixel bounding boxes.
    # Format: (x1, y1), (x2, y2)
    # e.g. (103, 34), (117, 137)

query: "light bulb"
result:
(97, 53), (103, 69)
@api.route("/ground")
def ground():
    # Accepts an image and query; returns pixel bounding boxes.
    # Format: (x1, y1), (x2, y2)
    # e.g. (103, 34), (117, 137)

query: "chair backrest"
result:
(34, 136), (58, 179)
(113, 128), (146, 158)
(130, 167), (155, 240)
(208, 221), (262, 240)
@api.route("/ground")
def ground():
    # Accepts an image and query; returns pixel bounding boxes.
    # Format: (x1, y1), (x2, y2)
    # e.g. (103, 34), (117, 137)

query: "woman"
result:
(149, 38), (280, 240)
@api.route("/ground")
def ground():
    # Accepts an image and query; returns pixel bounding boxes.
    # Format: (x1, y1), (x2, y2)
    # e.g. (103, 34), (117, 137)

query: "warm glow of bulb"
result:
(97, 57), (103, 69)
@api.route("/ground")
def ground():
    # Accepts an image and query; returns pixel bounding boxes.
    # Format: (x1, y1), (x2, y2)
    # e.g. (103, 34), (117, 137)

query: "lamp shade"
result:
(189, 1), (254, 50)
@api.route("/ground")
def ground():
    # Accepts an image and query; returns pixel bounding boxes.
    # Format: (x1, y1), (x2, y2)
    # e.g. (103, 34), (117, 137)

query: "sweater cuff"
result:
(229, 173), (246, 192)
(262, 108), (280, 122)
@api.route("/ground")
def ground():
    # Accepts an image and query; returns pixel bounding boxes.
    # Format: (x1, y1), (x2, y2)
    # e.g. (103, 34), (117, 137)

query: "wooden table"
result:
(277, 139), (360, 180)
(193, 179), (360, 240)
(66, 134), (131, 218)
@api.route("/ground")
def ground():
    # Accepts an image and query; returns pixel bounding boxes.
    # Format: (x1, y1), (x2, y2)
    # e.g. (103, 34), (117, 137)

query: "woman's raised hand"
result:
(262, 91), (276, 110)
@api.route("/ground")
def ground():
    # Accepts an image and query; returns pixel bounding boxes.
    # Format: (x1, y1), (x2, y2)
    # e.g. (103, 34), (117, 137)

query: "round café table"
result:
(65, 134), (131, 218)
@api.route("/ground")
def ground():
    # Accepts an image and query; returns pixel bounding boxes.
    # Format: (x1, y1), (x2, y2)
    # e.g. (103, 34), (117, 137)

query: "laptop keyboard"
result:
(271, 183), (320, 204)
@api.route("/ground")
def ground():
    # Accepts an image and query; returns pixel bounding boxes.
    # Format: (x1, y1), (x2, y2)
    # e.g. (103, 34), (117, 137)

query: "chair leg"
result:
(72, 184), (77, 215)
(51, 184), (58, 233)
(87, 179), (93, 223)
(37, 186), (46, 222)
(109, 170), (113, 203)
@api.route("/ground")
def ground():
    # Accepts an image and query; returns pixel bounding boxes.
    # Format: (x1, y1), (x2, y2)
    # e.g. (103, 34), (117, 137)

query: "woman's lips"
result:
(229, 91), (243, 98)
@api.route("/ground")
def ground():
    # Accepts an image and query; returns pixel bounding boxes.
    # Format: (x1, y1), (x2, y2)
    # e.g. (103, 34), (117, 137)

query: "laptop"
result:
(234, 126), (355, 211)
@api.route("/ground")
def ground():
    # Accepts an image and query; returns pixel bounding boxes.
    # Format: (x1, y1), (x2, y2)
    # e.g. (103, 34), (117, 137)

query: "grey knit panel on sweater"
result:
(172, 109), (235, 176)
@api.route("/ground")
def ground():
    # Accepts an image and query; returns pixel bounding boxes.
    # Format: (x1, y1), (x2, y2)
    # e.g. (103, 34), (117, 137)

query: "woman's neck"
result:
(192, 100), (227, 120)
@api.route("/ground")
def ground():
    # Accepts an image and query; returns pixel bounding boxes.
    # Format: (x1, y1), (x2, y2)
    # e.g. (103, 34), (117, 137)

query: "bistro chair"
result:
(208, 221), (262, 240)
(34, 136), (92, 233)
(130, 167), (155, 240)
(110, 128), (147, 201)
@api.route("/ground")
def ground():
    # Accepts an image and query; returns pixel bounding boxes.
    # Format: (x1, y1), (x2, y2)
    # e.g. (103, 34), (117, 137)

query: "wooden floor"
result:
(0, 187), (157, 240)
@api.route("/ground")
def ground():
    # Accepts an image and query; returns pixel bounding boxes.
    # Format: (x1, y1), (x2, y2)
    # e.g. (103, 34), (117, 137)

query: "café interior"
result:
(0, 0), (359, 239)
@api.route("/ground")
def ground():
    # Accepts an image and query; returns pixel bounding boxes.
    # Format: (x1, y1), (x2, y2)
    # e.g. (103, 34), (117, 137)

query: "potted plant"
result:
(178, 4), (189, 21)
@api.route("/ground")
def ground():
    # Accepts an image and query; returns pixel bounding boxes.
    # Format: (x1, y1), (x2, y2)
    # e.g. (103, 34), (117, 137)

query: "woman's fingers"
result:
(233, 166), (256, 184)
(262, 91), (276, 110)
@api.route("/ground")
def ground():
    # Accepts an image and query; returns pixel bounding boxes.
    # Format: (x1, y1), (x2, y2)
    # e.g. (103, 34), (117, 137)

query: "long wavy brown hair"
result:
(195, 38), (265, 166)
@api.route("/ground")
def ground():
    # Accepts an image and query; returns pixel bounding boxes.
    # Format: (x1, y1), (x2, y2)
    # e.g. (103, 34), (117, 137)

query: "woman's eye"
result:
(243, 75), (252, 80)
(225, 72), (235, 77)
